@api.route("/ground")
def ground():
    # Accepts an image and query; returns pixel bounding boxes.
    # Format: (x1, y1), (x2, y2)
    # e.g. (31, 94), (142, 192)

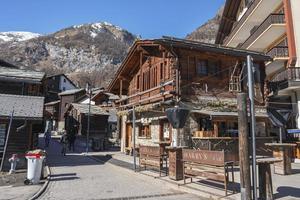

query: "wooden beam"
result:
(119, 78), (123, 97)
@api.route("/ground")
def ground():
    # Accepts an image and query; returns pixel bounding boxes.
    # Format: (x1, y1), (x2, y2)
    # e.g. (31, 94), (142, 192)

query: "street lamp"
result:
(85, 83), (92, 154)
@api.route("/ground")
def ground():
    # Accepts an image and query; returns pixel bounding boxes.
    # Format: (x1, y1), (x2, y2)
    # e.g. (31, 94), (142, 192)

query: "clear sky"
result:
(0, 0), (224, 38)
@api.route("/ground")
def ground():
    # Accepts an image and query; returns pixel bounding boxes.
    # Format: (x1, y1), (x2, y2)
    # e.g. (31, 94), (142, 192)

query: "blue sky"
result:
(0, 0), (224, 38)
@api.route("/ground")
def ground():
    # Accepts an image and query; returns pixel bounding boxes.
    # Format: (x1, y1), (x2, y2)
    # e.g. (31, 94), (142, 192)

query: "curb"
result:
(28, 165), (51, 200)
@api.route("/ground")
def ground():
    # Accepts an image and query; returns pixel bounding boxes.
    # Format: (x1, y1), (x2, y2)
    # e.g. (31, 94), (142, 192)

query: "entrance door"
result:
(125, 123), (132, 148)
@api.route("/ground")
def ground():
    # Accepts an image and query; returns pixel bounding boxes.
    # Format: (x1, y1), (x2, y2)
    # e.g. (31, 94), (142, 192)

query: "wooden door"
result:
(125, 123), (132, 148)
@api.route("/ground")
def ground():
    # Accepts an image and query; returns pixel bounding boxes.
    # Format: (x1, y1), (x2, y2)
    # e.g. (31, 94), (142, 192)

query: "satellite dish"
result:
(165, 107), (190, 129)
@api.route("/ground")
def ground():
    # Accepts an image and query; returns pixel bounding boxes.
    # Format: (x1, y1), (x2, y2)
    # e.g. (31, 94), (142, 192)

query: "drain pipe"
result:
(294, 90), (299, 128)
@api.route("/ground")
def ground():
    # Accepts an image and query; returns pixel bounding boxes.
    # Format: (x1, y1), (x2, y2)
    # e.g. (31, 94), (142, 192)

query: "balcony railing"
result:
(271, 68), (300, 82)
(241, 14), (285, 49)
(224, 0), (261, 45)
(266, 46), (289, 58)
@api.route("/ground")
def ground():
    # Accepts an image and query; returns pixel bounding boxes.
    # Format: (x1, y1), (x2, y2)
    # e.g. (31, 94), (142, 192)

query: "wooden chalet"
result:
(108, 37), (272, 153)
(57, 88), (86, 130)
(0, 61), (45, 171)
(45, 74), (77, 103)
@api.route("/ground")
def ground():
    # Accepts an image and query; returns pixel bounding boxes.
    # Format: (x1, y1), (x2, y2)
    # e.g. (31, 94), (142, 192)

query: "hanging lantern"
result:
(165, 107), (190, 129)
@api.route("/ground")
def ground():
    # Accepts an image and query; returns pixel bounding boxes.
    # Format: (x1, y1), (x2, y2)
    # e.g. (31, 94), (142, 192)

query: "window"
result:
(63, 78), (66, 83)
(136, 75), (140, 89)
(63, 87), (66, 91)
(0, 124), (6, 151)
(208, 60), (220, 76)
(139, 125), (151, 138)
(196, 60), (208, 76)
(142, 71), (150, 91)
(160, 63), (164, 80)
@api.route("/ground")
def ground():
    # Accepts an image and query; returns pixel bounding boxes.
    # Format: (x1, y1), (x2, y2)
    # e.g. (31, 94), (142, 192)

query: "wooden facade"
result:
(108, 38), (271, 152)
(0, 63), (45, 171)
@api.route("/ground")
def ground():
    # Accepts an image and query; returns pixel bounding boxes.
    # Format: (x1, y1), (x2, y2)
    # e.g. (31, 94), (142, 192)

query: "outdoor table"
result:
(166, 146), (186, 180)
(256, 157), (282, 200)
(265, 143), (296, 175)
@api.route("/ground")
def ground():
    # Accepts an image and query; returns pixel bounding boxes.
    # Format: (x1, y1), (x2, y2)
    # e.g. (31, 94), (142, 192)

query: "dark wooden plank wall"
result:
(127, 51), (175, 105)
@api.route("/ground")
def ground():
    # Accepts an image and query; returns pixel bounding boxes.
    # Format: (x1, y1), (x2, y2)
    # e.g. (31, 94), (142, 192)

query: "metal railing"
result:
(241, 14), (285, 49)
(266, 46), (289, 58)
(271, 68), (300, 82)
(224, 0), (261, 45)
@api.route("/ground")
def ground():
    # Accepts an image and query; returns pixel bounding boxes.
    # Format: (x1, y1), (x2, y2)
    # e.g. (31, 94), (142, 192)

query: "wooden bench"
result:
(139, 145), (167, 177)
(182, 149), (234, 196)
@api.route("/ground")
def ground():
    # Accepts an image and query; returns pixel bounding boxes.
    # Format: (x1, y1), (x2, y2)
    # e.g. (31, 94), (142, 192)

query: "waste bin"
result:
(24, 152), (45, 185)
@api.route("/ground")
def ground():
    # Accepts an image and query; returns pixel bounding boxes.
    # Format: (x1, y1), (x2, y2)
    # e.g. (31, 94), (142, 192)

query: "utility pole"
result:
(247, 55), (257, 200)
(238, 93), (251, 200)
(86, 83), (91, 154)
(132, 106), (137, 171)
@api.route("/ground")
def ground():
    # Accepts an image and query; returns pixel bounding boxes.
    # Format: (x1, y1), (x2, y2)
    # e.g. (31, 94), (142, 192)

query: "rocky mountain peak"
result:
(186, 6), (224, 44)
(0, 22), (138, 87)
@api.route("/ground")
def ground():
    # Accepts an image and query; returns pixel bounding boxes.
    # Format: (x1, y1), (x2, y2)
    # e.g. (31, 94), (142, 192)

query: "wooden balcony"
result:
(266, 46), (289, 59)
(241, 14), (285, 50)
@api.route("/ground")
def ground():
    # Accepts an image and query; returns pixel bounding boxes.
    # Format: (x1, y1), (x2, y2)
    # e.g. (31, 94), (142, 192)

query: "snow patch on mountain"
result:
(0, 31), (41, 43)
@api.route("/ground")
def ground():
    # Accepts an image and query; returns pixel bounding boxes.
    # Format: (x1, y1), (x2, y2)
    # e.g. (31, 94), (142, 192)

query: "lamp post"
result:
(247, 55), (257, 200)
(85, 83), (92, 154)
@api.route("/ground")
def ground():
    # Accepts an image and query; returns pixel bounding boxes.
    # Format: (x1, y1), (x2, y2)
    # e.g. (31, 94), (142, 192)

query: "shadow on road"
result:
(274, 186), (300, 199)
(50, 172), (79, 182)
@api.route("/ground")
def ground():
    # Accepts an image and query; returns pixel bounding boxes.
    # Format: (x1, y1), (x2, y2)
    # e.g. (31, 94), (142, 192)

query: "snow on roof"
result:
(58, 88), (85, 96)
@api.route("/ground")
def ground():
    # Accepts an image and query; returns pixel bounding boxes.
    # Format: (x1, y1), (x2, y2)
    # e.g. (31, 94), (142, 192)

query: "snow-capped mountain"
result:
(0, 31), (41, 43)
(0, 22), (137, 87)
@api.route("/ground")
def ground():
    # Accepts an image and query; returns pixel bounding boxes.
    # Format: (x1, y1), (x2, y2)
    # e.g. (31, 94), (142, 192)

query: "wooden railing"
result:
(241, 14), (285, 49)
(266, 46), (289, 58)
(271, 68), (300, 82)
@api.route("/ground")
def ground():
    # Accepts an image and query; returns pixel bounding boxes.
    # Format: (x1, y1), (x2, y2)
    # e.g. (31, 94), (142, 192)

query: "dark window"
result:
(139, 125), (151, 138)
(160, 63), (164, 80)
(196, 60), (208, 76)
(63, 79), (66, 83)
(137, 75), (140, 89)
(0, 124), (6, 151)
(208, 60), (220, 76)
(63, 87), (66, 91)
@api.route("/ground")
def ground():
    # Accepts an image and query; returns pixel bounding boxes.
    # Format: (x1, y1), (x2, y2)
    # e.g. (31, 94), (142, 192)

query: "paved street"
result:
(39, 138), (202, 200)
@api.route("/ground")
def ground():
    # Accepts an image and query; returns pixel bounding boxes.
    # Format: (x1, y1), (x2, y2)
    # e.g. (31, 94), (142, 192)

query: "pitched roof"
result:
(44, 100), (60, 106)
(157, 37), (271, 60)
(0, 66), (45, 84)
(0, 94), (44, 120)
(46, 73), (77, 88)
(108, 37), (271, 92)
(70, 103), (109, 116)
(58, 88), (85, 96)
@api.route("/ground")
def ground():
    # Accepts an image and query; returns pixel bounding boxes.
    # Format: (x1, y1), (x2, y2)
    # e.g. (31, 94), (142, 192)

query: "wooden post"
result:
(258, 163), (273, 200)
(119, 78), (123, 97)
(238, 93), (251, 200)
